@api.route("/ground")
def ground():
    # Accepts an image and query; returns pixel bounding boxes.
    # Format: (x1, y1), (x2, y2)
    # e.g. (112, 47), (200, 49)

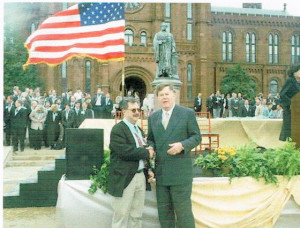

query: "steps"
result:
(3, 147), (66, 208)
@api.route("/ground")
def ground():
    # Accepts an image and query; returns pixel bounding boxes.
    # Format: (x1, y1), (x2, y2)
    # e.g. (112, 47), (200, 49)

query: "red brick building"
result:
(4, 2), (300, 107)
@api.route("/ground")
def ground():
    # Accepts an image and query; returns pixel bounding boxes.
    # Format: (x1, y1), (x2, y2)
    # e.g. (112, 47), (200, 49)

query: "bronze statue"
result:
(153, 22), (178, 78)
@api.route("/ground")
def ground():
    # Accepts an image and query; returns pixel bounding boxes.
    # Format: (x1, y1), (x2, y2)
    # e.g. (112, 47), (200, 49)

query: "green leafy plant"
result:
(89, 150), (110, 194)
(194, 141), (300, 185)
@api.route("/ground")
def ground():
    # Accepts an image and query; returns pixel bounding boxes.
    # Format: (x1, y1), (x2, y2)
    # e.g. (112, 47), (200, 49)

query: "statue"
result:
(153, 22), (178, 78)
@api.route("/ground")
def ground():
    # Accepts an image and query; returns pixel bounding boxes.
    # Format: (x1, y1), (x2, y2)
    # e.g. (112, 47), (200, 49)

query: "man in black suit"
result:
(10, 100), (28, 152)
(91, 87), (105, 118)
(73, 100), (82, 128)
(147, 83), (201, 228)
(4, 96), (14, 146)
(79, 101), (93, 125)
(107, 97), (154, 228)
(61, 103), (75, 145)
(241, 99), (253, 117)
(104, 93), (113, 119)
(194, 92), (202, 112)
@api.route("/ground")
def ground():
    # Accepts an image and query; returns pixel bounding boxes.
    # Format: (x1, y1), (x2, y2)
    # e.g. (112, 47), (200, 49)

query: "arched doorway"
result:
(120, 76), (147, 104)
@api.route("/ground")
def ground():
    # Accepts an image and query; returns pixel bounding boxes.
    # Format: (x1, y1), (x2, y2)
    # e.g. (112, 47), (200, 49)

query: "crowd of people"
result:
(3, 86), (116, 152)
(194, 91), (283, 119)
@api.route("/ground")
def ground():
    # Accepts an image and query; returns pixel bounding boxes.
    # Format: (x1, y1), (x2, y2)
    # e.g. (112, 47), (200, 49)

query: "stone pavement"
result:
(3, 207), (57, 228)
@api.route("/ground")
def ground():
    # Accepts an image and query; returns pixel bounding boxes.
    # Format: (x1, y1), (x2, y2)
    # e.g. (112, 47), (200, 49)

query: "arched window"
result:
(85, 60), (91, 93)
(61, 62), (68, 92)
(246, 32), (256, 63)
(269, 79), (279, 96)
(222, 31), (233, 62)
(187, 63), (193, 100)
(140, 31), (147, 46)
(291, 34), (300, 64)
(125, 29), (134, 46)
(268, 33), (279, 64)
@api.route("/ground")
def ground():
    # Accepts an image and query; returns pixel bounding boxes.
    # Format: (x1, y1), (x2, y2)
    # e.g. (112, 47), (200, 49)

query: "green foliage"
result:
(194, 141), (300, 185)
(89, 150), (110, 194)
(4, 27), (43, 96)
(220, 64), (257, 101)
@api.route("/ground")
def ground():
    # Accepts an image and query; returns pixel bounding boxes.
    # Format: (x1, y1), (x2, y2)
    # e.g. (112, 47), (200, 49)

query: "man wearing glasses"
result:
(107, 97), (155, 228)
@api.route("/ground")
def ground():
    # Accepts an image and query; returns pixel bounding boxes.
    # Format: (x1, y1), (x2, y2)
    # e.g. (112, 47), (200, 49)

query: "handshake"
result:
(146, 146), (155, 159)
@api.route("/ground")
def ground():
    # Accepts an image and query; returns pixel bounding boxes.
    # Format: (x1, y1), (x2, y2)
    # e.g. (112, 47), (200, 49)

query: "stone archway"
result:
(111, 66), (154, 103)
(122, 76), (147, 102)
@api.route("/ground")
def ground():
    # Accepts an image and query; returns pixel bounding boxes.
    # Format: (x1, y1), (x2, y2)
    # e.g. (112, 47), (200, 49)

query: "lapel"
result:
(154, 105), (182, 145)
(120, 121), (136, 145)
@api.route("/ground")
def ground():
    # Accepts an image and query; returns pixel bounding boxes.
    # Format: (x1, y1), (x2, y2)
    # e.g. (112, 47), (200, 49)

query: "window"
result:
(269, 79), (279, 96)
(187, 63), (193, 100)
(187, 23), (192, 41)
(291, 35), (300, 64)
(268, 33), (279, 64)
(186, 4), (193, 41)
(140, 31), (147, 46)
(222, 31), (233, 62)
(61, 62), (68, 92)
(187, 3), (192, 19)
(85, 61), (91, 93)
(165, 3), (171, 18)
(30, 22), (36, 34)
(246, 32), (256, 63)
(125, 29), (134, 46)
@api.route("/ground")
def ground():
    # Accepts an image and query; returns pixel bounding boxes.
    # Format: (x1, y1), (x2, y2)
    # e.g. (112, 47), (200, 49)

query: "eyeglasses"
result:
(127, 108), (141, 113)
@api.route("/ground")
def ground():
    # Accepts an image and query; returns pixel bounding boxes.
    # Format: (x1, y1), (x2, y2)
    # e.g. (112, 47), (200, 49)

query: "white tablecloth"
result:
(56, 176), (300, 228)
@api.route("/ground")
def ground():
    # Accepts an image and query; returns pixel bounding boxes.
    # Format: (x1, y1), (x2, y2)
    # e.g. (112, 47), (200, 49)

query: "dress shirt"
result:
(123, 118), (145, 171)
(162, 104), (175, 126)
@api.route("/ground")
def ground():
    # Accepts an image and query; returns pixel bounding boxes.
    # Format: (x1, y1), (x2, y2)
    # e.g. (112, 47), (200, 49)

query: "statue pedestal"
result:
(151, 78), (183, 110)
(291, 92), (300, 148)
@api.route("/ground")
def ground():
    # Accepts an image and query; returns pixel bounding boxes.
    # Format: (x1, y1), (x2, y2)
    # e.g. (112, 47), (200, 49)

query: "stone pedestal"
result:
(291, 92), (300, 148)
(151, 77), (183, 110)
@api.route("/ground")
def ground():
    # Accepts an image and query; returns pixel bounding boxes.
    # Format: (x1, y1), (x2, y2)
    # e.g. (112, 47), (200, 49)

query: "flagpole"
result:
(122, 60), (125, 98)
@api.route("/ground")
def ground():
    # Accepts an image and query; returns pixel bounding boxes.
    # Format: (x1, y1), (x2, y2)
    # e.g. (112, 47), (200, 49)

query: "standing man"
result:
(10, 100), (28, 152)
(108, 97), (154, 228)
(147, 83), (201, 228)
(104, 93), (113, 119)
(4, 95), (14, 146)
(92, 87), (105, 118)
(194, 92), (202, 113)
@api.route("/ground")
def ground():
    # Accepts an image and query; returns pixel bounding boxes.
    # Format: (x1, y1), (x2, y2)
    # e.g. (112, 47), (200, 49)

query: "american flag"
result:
(24, 2), (125, 69)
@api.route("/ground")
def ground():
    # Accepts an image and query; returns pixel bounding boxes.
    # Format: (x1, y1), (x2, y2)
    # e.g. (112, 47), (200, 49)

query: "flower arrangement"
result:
(194, 141), (300, 184)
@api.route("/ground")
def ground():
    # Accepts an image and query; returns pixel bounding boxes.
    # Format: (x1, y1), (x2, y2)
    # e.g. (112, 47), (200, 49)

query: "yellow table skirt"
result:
(192, 175), (300, 228)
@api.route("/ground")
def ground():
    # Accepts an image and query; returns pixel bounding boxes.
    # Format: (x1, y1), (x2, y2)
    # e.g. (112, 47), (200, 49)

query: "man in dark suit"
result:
(4, 96), (14, 146)
(79, 101), (93, 125)
(73, 100), (82, 128)
(10, 100), (28, 152)
(104, 93), (113, 119)
(91, 87), (105, 118)
(147, 83), (201, 228)
(241, 99), (253, 117)
(107, 97), (154, 228)
(194, 92), (202, 112)
(61, 103), (75, 145)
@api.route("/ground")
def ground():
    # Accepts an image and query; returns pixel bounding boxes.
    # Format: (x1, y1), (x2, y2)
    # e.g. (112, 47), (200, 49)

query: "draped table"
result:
(56, 175), (300, 228)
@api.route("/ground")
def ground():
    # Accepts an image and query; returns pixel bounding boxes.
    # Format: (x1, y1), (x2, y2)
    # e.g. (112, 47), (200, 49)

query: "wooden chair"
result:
(194, 112), (220, 154)
(114, 111), (123, 124)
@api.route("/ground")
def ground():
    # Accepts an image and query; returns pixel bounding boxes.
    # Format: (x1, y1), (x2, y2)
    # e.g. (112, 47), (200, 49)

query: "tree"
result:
(3, 25), (43, 97)
(220, 64), (257, 101)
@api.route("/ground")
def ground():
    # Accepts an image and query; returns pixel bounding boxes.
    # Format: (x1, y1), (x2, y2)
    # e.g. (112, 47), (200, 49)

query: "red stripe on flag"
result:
(34, 39), (125, 52)
(54, 8), (79, 17)
(27, 52), (125, 64)
(38, 21), (81, 29)
(26, 26), (124, 49)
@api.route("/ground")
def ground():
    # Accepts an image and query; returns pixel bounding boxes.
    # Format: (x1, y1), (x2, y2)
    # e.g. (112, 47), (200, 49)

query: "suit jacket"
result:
(280, 76), (300, 108)
(10, 107), (28, 130)
(241, 105), (253, 117)
(91, 93), (105, 107)
(79, 109), (93, 125)
(147, 105), (201, 186)
(29, 109), (47, 130)
(73, 108), (82, 128)
(194, 97), (202, 112)
(61, 109), (75, 128)
(107, 121), (151, 197)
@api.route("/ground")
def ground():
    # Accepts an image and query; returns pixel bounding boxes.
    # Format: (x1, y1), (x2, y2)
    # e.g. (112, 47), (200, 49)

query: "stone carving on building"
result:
(153, 22), (178, 78)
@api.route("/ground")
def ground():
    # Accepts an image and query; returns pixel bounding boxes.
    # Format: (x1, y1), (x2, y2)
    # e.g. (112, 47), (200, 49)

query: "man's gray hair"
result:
(120, 97), (139, 110)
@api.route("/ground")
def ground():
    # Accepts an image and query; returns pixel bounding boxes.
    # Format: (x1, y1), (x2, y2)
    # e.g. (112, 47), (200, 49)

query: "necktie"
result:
(15, 109), (18, 115)
(163, 112), (170, 129)
(66, 111), (69, 120)
(134, 126), (144, 147)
